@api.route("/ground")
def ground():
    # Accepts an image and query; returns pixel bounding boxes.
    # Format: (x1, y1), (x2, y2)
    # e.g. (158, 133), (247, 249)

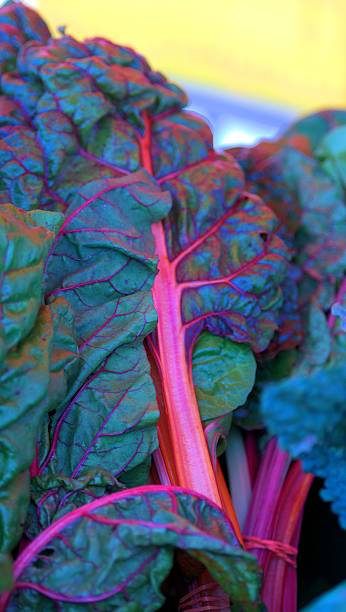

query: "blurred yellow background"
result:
(39, 0), (346, 112)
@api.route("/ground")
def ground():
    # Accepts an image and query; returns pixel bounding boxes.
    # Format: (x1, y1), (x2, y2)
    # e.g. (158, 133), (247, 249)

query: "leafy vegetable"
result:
(3, 486), (261, 611)
(38, 172), (171, 492)
(0, 4), (266, 606)
(1, 3), (345, 610)
(192, 332), (256, 460)
(0, 204), (78, 588)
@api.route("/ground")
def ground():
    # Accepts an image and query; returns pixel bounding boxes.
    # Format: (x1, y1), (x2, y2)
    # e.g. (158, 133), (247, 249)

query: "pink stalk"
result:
(139, 113), (223, 506)
(244, 438), (291, 569)
(262, 462), (313, 611)
(153, 448), (171, 486)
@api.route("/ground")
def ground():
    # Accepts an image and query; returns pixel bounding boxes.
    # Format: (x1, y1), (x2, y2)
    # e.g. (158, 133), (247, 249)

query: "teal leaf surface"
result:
(6, 487), (262, 611)
(260, 365), (346, 528)
(192, 332), (256, 422)
(192, 332), (256, 457)
(0, 205), (79, 581)
(37, 172), (171, 494)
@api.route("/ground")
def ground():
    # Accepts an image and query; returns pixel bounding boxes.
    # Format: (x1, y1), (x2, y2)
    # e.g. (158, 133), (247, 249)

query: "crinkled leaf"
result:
(260, 365), (346, 528)
(0, 21), (290, 353)
(0, 205), (79, 581)
(284, 109), (346, 154)
(38, 172), (171, 489)
(160, 160), (290, 352)
(0, 0), (50, 74)
(27, 470), (123, 540)
(0, 301), (79, 564)
(192, 332), (256, 421)
(316, 125), (346, 189)
(5, 486), (261, 611)
(0, 204), (61, 355)
(279, 147), (346, 280)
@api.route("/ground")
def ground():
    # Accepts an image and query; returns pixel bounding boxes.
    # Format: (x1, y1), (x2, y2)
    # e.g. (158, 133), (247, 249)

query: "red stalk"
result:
(139, 113), (226, 507)
(140, 111), (237, 610)
(262, 462), (313, 610)
(244, 438), (291, 560)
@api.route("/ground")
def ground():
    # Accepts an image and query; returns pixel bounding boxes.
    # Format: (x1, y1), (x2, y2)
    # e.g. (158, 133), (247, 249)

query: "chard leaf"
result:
(192, 332), (256, 421)
(159, 156), (290, 352)
(192, 332), (256, 458)
(316, 124), (346, 188)
(5, 486), (261, 611)
(0, 0), (50, 75)
(0, 205), (79, 579)
(260, 365), (346, 528)
(284, 109), (346, 153)
(0, 204), (61, 354)
(38, 172), (171, 489)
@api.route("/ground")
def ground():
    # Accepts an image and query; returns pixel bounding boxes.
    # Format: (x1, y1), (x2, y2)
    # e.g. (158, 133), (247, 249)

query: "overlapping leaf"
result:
(0, 204), (78, 587)
(32, 173), (171, 496)
(5, 486), (261, 611)
(192, 332), (256, 457)
(0, 0), (50, 75)
(158, 155), (290, 352)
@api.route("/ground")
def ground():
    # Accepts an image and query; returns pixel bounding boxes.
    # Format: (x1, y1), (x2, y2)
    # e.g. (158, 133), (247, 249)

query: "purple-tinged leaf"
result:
(37, 172), (171, 490)
(4, 486), (261, 611)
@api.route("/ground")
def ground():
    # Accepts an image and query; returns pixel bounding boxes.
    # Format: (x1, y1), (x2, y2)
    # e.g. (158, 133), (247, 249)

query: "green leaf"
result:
(192, 332), (256, 422)
(317, 125), (346, 189)
(6, 486), (262, 611)
(38, 173), (171, 490)
(192, 332), (256, 459)
(0, 205), (79, 579)
(0, 204), (62, 355)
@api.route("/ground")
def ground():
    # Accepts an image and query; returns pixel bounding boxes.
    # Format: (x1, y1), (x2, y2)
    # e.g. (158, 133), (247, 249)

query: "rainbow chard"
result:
(0, 4), (280, 608)
(2, 3), (345, 610)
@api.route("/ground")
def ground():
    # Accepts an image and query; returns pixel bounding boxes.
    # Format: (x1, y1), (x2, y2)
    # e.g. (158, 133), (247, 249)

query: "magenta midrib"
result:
(141, 113), (222, 506)
(44, 177), (143, 275)
(11, 485), (234, 582)
(39, 365), (105, 474)
(71, 388), (129, 478)
(13, 553), (159, 604)
(170, 197), (244, 271)
(157, 151), (218, 184)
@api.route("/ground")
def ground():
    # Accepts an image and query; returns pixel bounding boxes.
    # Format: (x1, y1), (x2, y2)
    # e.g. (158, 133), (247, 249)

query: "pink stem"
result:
(262, 462), (313, 611)
(244, 438), (291, 571)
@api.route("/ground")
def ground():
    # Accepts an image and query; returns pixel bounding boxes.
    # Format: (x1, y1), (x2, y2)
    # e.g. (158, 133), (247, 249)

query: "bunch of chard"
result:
(0, 3), (345, 610)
